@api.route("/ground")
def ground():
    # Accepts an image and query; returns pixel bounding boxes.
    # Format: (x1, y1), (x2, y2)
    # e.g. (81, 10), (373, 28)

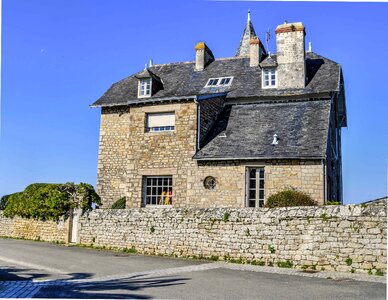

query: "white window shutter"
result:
(147, 112), (175, 128)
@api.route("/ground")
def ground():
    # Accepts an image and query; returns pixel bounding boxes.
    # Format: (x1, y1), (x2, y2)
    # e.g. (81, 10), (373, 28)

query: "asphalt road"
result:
(0, 238), (386, 299)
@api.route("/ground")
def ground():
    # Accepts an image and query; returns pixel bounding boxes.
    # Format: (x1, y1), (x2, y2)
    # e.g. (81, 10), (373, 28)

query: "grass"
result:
(277, 260), (293, 268)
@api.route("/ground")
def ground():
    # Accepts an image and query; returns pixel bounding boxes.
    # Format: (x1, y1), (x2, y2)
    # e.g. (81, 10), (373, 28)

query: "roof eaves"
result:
(127, 95), (197, 105)
(193, 155), (326, 161)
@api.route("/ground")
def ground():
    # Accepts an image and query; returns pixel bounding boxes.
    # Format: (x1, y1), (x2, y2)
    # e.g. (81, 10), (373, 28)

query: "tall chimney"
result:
(249, 37), (266, 67)
(275, 22), (306, 89)
(195, 42), (214, 71)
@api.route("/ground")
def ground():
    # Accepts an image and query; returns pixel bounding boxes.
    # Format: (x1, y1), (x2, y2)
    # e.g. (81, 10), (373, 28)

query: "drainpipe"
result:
(194, 98), (200, 150)
(322, 159), (326, 205)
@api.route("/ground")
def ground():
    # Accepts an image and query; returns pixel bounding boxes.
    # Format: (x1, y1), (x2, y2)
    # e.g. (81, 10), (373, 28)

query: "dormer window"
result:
(138, 78), (152, 98)
(262, 68), (277, 88)
(205, 77), (233, 87)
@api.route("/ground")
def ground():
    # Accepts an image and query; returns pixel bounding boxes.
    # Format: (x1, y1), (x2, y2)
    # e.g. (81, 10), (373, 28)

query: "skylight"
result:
(205, 77), (233, 87)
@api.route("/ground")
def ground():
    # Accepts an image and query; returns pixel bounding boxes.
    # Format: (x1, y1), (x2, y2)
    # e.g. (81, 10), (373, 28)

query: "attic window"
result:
(205, 77), (233, 87)
(138, 78), (151, 98)
(262, 68), (277, 88)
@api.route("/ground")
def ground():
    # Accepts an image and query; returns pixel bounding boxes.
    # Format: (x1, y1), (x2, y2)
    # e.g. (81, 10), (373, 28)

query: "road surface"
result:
(0, 238), (386, 299)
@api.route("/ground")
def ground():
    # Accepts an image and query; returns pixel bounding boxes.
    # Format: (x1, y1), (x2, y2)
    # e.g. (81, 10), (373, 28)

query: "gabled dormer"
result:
(260, 55), (278, 89)
(135, 68), (163, 98)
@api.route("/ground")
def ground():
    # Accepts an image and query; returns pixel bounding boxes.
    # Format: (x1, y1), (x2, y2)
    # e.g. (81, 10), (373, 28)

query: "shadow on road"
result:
(35, 274), (189, 299)
(0, 266), (93, 282)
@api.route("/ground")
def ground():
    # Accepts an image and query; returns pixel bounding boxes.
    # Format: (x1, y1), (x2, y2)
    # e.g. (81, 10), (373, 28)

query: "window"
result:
(146, 112), (175, 132)
(138, 78), (151, 97)
(262, 68), (277, 88)
(204, 176), (216, 190)
(205, 77), (233, 87)
(144, 176), (173, 206)
(246, 167), (265, 207)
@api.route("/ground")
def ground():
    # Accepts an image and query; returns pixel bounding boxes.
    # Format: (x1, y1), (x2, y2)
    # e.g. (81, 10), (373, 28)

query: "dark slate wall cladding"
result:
(199, 97), (225, 147)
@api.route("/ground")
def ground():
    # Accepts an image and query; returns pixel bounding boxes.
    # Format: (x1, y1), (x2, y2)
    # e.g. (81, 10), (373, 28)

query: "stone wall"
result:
(0, 211), (69, 243)
(188, 159), (324, 207)
(97, 101), (198, 208)
(79, 201), (387, 274)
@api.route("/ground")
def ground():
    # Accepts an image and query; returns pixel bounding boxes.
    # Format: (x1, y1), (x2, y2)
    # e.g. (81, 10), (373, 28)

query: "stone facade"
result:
(97, 101), (326, 208)
(0, 211), (69, 243)
(77, 201), (387, 274)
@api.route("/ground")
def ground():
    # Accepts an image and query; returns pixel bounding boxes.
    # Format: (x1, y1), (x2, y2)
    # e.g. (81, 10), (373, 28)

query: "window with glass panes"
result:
(247, 168), (265, 207)
(139, 78), (151, 97)
(205, 77), (233, 87)
(144, 176), (173, 206)
(262, 68), (276, 88)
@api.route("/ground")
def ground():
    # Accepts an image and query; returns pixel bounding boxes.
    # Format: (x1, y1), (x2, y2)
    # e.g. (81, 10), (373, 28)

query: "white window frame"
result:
(205, 77), (233, 87)
(138, 78), (152, 98)
(246, 167), (265, 208)
(146, 112), (175, 133)
(262, 68), (277, 89)
(143, 176), (173, 207)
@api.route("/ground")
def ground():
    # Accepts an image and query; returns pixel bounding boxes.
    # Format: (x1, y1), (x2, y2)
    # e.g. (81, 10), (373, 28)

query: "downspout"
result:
(194, 98), (200, 150)
(322, 159), (326, 205)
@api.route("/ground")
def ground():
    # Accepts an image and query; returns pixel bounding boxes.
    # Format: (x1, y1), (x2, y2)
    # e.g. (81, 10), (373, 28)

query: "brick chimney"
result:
(195, 42), (214, 71)
(275, 22), (306, 89)
(249, 37), (265, 67)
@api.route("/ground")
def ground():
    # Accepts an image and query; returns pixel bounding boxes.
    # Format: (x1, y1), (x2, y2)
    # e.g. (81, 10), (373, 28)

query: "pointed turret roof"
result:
(235, 10), (257, 57)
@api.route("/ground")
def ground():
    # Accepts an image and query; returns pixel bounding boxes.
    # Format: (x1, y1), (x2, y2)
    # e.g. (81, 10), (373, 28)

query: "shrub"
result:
(111, 197), (126, 209)
(0, 194), (11, 210)
(3, 183), (101, 221)
(265, 188), (317, 208)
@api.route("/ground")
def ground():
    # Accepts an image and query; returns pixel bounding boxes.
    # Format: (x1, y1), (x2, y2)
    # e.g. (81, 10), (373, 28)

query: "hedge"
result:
(3, 182), (101, 221)
(0, 194), (11, 210)
(265, 188), (317, 208)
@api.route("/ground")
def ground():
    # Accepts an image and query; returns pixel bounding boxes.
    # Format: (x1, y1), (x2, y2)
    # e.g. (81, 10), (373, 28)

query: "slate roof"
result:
(91, 52), (341, 107)
(194, 100), (331, 160)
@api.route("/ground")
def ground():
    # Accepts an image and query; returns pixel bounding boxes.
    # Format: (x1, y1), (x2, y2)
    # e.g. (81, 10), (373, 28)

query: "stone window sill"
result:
(145, 131), (175, 136)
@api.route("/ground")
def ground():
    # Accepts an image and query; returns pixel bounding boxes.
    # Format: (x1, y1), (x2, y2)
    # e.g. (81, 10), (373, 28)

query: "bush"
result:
(0, 194), (11, 210)
(3, 183), (101, 221)
(265, 188), (317, 208)
(111, 197), (126, 209)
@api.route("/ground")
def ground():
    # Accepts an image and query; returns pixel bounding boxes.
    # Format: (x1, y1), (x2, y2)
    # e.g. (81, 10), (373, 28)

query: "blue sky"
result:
(1, 0), (387, 204)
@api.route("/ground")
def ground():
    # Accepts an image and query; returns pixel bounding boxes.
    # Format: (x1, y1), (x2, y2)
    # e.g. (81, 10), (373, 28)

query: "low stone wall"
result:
(0, 211), (69, 243)
(79, 200), (387, 274)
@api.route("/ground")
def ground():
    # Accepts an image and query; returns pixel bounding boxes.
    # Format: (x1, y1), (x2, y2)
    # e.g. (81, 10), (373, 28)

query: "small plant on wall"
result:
(111, 197), (126, 209)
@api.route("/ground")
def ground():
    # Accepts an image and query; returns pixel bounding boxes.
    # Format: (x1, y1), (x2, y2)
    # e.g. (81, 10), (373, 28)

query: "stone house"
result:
(91, 12), (347, 208)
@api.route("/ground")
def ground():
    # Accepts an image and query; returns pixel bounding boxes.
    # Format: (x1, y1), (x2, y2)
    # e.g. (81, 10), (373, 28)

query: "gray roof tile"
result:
(91, 52), (341, 107)
(194, 100), (331, 160)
